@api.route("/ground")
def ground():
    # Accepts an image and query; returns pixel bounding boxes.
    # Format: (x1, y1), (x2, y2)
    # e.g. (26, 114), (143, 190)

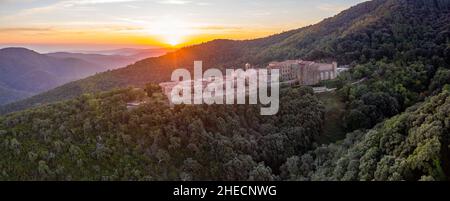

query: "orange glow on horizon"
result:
(0, 24), (289, 49)
(0, 13), (293, 49)
(0, 0), (354, 50)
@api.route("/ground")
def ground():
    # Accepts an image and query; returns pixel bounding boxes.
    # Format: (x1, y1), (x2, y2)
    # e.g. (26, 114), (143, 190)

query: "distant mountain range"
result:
(71, 48), (170, 57)
(0, 47), (169, 105)
(45, 48), (168, 72)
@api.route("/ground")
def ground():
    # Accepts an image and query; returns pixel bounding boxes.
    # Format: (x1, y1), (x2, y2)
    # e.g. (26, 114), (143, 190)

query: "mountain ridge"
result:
(1, 0), (450, 114)
(0, 46), (171, 106)
(0, 47), (107, 105)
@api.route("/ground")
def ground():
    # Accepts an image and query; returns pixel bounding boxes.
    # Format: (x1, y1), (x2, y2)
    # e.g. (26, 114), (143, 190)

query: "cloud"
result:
(157, 0), (191, 5)
(1, 0), (144, 22)
(195, 2), (211, 6)
(250, 11), (272, 17)
(0, 0), (37, 4)
(197, 25), (243, 31)
(0, 27), (53, 32)
(74, 0), (142, 5)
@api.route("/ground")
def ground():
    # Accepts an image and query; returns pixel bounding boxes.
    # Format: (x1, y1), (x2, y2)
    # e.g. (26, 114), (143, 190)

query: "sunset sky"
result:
(0, 0), (365, 52)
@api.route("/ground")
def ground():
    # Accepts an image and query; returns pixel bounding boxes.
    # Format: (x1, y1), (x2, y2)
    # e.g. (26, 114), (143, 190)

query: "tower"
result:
(332, 61), (338, 79)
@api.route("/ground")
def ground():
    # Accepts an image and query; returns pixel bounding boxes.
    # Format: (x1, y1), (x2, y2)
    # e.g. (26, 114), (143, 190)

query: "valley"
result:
(0, 47), (169, 105)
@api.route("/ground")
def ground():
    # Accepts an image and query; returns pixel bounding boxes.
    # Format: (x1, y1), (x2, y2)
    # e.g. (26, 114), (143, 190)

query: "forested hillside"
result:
(0, 48), (105, 105)
(0, 85), (31, 106)
(282, 90), (450, 181)
(3, 0), (450, 114)
(0, 87), (324, 180)
(1, 81), (450, 180)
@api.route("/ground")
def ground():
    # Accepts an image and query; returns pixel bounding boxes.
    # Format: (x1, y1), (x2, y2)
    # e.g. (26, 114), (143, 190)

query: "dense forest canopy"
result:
(0, 87), (325, 180)
(1, 0), (450, 181)
(283, 90), (450, 181)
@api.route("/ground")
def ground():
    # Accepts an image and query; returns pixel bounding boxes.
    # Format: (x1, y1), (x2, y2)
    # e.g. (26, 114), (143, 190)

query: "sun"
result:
(167, 36), (182, 46)
(164, 32), (185, 46)
(148, 18), (195, 47)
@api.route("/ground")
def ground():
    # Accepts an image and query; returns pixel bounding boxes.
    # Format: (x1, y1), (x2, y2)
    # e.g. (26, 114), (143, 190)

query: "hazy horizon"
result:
(0, 43), (170, 54)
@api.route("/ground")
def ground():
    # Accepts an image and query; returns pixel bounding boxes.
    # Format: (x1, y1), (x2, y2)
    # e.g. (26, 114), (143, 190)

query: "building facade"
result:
(159, 60), (339, 105)
(267, 60), (337, 85)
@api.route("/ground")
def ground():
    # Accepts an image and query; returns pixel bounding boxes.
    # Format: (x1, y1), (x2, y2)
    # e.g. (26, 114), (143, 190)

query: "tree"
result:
(429, 68), (450, 92)
(248, 163), (276, 181)
(144, 83), (162, 97)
